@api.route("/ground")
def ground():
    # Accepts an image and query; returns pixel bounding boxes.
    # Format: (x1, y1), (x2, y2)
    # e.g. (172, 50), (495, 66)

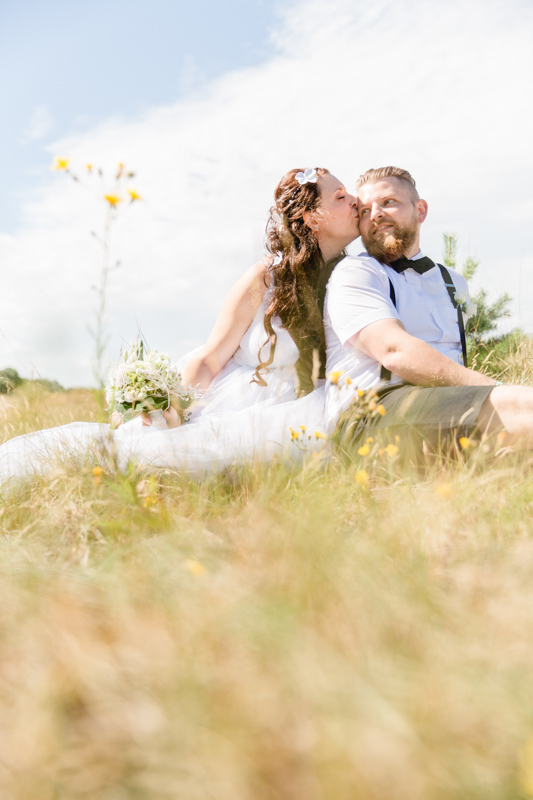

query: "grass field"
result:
(2, 358), (533, 799)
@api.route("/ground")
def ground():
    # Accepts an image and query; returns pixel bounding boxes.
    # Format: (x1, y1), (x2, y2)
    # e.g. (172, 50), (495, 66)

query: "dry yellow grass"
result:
(0, 383), (100, 440)
(1, 382), (533, 798)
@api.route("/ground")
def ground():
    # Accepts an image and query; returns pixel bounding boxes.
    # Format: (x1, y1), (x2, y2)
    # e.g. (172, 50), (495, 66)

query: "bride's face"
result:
(313, 173), (359, 257)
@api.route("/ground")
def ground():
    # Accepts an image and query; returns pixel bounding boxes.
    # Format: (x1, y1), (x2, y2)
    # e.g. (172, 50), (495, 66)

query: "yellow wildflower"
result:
(345, 376), (352, 385)
(459, 437), (471, 450)
(357, 443), (370, 456)
(357, 389), (365, 397)
(92, 466), (103, 477)
(104, 194), (123, 207)
(377, 404), (386, 416)
(366, 437), (374, 443)
(186, 559), (206, 576)
(355, 469), (369, 486)
(289, 427), (300, 440)
(328, 370), (343, 385)
(299, 425), (307, 432)
(385, 444), (399, 457)
(368, 401), (377, 411)
(52, 156), (69, 171)
(378, 448), (384, 456)
(395, 435), (401, 443)
(86, 163), (93, 172)
(127, 188), (142, 201)
(435, 483), (452, 499)
(314, 430), (327, 440)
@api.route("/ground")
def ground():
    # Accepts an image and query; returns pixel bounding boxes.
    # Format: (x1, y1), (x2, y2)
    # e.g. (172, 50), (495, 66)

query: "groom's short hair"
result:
(357, 166), (420, 202)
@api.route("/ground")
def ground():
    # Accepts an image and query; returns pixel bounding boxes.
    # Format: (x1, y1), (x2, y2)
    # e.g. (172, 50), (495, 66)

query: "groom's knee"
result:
(478, 384), (533, 437)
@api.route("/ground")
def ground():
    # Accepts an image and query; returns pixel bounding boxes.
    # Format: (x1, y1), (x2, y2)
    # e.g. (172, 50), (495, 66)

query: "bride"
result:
(0, 167), (359, 484)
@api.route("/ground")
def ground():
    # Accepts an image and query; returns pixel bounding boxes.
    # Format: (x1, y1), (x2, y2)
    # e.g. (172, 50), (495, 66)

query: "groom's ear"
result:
(416, 199), (428, 223)
(303, 210), (320, 231)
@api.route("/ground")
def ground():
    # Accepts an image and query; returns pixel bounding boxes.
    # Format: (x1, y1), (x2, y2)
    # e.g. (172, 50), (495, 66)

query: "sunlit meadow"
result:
(3, 157), (533, 799)
(2, 340), (533, 799)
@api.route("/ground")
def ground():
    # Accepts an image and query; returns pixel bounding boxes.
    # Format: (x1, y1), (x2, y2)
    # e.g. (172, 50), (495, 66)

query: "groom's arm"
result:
(354, 319), (496, 387)
(327, 255), (496, 388)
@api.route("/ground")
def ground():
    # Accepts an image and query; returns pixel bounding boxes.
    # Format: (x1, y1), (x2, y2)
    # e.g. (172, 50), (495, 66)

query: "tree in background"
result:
(442, 233), (519, 375)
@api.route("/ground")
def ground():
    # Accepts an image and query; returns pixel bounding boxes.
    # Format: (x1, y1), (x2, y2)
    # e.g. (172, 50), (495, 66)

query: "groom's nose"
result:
(370, 202), (384, 221)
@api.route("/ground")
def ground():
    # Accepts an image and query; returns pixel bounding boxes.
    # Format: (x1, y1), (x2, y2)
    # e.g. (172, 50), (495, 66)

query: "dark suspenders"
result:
(437, 264), (468, 367)
(379, 264), (468, 382)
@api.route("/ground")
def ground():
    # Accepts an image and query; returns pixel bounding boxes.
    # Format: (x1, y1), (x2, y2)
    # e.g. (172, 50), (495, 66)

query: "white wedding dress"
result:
(0, 288), (329, 487)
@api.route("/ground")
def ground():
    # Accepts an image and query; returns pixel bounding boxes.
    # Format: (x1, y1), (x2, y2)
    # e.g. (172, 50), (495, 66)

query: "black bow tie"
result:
(388, 256), (436, 275)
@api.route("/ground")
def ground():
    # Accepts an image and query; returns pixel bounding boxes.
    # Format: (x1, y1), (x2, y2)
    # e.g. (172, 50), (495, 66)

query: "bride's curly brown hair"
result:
(253, 168), (345, 397)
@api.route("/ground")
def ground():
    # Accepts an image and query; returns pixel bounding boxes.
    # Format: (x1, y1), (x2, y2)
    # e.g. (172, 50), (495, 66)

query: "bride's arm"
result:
(124, 259), (269, 430)
(181, 258), (270, 392)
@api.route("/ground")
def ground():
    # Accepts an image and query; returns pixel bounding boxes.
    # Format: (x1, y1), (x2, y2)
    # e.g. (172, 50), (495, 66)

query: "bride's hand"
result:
(110, 412), (123, 429)
(163, 406), (180, 428)
(140, 407), (180, 428)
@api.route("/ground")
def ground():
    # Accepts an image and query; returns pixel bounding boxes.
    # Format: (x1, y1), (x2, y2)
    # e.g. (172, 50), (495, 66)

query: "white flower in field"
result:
(465, 302), (477, 316)
(454, 289), (467, 305)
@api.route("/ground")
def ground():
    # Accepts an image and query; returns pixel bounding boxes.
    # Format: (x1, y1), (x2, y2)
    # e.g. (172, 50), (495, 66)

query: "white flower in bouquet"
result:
(106, 339), (202, 428)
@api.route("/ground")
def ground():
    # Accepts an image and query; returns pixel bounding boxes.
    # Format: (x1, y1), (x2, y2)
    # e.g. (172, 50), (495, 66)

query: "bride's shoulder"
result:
(224, 258), (271, 315)
(243, 257), (272, 300)
(249, 256), (272, 283)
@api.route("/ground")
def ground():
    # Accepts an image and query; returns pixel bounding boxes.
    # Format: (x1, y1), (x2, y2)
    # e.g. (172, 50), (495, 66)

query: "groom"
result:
(323, 166), (533, 449)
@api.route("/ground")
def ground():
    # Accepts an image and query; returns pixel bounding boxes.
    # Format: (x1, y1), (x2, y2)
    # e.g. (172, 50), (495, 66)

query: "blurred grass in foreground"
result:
(2, 356), (533, 799)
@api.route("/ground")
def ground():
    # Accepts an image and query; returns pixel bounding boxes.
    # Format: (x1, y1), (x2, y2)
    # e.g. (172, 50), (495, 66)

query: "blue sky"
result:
(0, 0), (278, 231)
(1, 0), (532, 387)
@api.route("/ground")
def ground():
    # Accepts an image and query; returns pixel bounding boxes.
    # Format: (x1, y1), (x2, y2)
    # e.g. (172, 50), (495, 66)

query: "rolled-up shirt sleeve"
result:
(326, 257), (400, 347)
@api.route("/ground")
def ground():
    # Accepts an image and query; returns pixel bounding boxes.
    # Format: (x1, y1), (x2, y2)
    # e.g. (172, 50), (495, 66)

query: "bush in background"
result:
(0, 368), (64, 395)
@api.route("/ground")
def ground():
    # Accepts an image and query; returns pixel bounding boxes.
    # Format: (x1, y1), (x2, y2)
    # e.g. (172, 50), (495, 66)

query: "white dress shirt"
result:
(323, 250), (470, 420)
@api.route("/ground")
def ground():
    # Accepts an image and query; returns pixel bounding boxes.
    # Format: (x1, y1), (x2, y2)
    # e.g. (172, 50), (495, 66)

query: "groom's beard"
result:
(362, 219), (418, 264)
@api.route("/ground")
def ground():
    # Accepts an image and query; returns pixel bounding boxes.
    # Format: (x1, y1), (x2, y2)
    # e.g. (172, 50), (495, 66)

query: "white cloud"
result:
(1, 0), (532, 386)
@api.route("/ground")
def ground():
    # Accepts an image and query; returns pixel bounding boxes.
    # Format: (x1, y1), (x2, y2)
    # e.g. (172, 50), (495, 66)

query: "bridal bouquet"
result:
(106, 340), (202, 428)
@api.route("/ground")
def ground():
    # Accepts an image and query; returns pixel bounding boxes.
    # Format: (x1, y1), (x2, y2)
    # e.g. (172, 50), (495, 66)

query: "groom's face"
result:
(357, 178), (424, 263)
